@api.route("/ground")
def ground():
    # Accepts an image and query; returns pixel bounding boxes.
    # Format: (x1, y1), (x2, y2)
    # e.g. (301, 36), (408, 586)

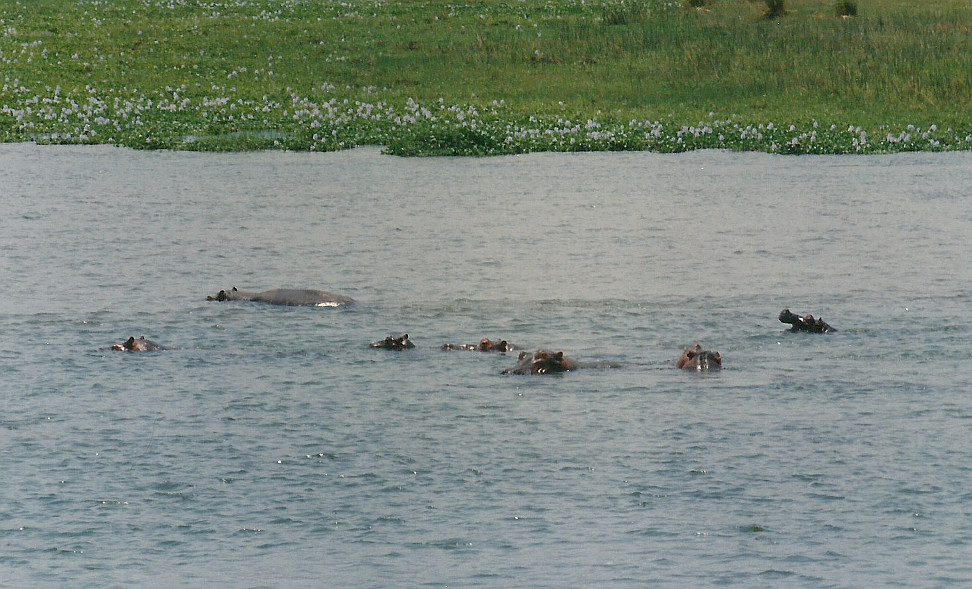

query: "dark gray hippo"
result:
(112, 336), (164, 352)
(207, 287), (354, 307)
(503, 350), (620, 375)
(441, 338), (519, 352)
(675, 344), (722, 371)
(371, 334), (415, 350)
(779, 308), (836, 333)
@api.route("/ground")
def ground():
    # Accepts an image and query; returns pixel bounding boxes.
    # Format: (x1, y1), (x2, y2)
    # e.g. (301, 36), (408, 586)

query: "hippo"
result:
(207, 287), (354, 307)
(441, 338), (519, 352)
(676, 343), (722, 371)
(779, 308), (836, 333)
(371, 333), (415, 350)
(502, 350), (620, 375)
(112, 336), (164, 352)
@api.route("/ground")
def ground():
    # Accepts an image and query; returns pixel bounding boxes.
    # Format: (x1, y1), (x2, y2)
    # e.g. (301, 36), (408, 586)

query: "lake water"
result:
(1, 144), (970, 588)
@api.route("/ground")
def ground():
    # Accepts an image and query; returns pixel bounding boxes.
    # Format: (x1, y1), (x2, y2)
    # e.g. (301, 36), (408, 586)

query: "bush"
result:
(835, 1), (858, 17)
(686, 0), (709, 7)
(763, 0), (785, 19)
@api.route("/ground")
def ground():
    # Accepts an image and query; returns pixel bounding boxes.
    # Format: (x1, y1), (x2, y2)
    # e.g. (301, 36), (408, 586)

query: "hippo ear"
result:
(232, 287), (238, 292)
(554, 351), (564, 359)
(518, 351), (527, 360)
(403, 334), (408, 339)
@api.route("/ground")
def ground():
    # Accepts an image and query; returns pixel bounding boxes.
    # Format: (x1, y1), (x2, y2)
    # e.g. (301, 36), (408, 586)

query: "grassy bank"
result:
(1, 0), (970, 155)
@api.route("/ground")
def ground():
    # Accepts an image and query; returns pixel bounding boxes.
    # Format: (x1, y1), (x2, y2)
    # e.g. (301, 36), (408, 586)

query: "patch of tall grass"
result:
(0, 0), (969, 154)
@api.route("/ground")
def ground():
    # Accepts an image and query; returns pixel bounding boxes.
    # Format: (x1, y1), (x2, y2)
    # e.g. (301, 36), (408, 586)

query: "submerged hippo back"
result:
(249, 289), (355, 307)
(210, 287), (354, 307)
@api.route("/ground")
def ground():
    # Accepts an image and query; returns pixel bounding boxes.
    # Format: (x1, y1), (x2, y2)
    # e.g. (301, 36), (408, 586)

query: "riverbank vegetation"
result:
(1, 0), (969, 154)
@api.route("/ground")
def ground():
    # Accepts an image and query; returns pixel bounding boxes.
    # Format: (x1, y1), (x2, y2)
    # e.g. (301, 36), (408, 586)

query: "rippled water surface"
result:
(1, 145), (971, 587)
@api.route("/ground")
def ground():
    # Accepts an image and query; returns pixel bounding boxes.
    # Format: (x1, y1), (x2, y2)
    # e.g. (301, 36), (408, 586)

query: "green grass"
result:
(1, 0), (969, 154)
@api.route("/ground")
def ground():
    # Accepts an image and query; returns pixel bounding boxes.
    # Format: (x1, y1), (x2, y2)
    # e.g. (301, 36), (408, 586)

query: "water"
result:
(1, 144), (970, 588)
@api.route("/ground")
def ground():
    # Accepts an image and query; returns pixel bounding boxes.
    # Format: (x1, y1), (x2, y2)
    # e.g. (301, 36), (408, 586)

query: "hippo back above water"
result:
(207, 287), (354, 307)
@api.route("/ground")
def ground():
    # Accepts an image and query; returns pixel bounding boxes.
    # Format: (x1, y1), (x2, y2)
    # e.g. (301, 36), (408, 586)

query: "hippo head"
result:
(778, 308), (802, 326)
(371, 333), (415, 350)
(676, 344), (722, 371)
(532, 350), (576, 373)
(478, 338), (512, 352)
(112, 336), (138, 351)
(779, 308), (836, 333)
(112, 336), (163, 352)
(505, 350), (577, 374)
(207, 287), (237, 301)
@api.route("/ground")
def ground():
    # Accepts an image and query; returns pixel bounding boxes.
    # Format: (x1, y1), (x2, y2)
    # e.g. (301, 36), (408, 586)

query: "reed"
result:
(1, 0), (969, 155)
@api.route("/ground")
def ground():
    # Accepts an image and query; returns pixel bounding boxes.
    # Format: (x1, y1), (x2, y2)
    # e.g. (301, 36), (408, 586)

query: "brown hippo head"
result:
(478, 338), (515, 352)
(503, 350), (578, 374)
(676, 344), (722, 371)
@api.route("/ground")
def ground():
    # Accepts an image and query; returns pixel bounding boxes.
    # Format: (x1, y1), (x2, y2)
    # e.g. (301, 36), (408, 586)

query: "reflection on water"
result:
(1, 144), (970, 588)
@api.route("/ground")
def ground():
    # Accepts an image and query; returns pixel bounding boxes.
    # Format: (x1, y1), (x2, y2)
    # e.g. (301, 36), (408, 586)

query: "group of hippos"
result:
(112, 286), (836, 374)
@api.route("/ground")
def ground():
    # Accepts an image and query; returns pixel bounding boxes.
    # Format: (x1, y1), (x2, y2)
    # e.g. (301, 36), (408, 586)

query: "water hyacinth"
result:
(1, 0), (970, 155)
(2, 76), (969, 154)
